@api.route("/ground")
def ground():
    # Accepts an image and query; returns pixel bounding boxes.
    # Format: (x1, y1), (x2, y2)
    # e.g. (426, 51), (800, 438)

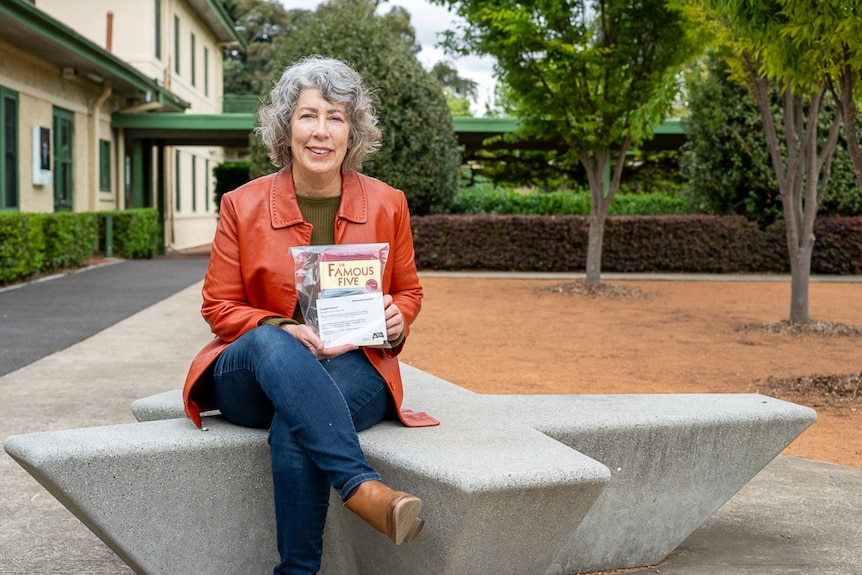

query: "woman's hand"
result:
(383, 294), (405, 341)
(281, 324), (356, 360)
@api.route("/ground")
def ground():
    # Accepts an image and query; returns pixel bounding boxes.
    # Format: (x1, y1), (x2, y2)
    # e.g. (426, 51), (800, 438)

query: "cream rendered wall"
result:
(0, 40), (121, 214)
(36, 0), (227, 249)
(37, 0), (225, 114)
(164, 0), (225, 249)
(35, 0), (159, 81)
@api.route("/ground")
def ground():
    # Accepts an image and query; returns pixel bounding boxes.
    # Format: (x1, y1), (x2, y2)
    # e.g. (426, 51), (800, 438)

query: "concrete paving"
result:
(0, 259), (860, 574)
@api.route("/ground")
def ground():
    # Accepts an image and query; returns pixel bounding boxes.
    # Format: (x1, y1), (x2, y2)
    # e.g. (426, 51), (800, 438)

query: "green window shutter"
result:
(155, 0), (162, 60)
(1, 87), (19, 211)
(99, 139), (111, 192)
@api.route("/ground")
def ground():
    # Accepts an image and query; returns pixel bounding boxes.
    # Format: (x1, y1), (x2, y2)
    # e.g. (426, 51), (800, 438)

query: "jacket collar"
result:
(269, 168), (368, 228)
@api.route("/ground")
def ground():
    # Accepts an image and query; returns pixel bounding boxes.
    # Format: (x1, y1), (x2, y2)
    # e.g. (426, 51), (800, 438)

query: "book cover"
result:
(318, 252), (382, 298)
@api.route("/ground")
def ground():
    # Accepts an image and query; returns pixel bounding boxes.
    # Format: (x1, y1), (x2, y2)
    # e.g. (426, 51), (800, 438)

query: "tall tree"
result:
(686, 0), (856, 323)
(778, 1), (862, 194)
(433, 0), (704, 285)
(430, 61), (478, 116)
(222, 0), (306, 94)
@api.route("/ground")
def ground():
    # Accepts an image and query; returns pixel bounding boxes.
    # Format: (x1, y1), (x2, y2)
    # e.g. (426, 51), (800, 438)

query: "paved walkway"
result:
(0, 258), (860, 574)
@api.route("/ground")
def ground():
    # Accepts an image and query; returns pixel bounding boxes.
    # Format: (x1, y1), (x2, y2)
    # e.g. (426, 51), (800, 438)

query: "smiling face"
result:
(289, 88), (351, 185)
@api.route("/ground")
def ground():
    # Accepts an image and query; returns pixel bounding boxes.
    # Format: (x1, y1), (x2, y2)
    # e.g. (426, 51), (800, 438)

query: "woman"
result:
(182, 56), (438, 575)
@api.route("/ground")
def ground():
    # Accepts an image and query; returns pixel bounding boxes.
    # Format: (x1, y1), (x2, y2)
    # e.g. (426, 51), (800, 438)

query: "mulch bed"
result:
(535, 280), (652, 299)
(743, 321), (862, 407)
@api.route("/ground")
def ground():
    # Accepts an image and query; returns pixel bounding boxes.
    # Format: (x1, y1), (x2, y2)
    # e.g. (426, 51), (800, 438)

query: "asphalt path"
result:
(0, 256), (209, 377)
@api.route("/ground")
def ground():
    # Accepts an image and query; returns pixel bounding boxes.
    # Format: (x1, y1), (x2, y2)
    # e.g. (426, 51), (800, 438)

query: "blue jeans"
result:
(212, 325), (389, 575)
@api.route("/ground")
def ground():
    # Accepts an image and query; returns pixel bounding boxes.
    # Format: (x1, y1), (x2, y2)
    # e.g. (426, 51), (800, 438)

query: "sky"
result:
(274, 0), (496, 114)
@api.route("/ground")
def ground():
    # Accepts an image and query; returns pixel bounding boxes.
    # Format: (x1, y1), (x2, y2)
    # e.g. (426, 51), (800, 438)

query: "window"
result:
(204, 47), (209, 97)
(205, 158), (210, 211)
(190, 33), (196, 87)
(191, 155), (197, 211)
(155, 0), (162, 60)
(175, 149), (181, 211)
(99, 139), (111, 192)
(52, 107), (74, 212)
(174, 15), (180, 74)
(1, 87), (18, 211)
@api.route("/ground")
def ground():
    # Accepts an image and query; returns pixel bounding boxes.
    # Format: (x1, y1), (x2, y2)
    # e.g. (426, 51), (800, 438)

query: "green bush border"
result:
(412, 214), (862, 274)
(452, 187), (693, 216)
(0, 208), (161, 286)
(99, 209), (160, 259)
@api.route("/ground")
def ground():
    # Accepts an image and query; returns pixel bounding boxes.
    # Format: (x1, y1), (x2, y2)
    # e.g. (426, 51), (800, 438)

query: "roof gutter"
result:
(205, 0), (246, 52)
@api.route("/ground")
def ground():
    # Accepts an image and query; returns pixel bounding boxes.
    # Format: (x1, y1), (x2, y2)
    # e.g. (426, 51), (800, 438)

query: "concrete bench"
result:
(4, 365), (815, 575)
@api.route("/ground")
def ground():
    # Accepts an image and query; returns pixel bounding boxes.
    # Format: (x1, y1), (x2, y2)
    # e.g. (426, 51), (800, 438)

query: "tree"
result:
(433, 0), (704, 285)
(430, 61), (478, 116)
(681, 52), (781, 224)
(222, 0), (305, 94)
(777, 1), (862, 194)
(252, 0), (461, 215)
(685, 0), (860, 323)
(681, 51), (862, 224)
(381, 4), (422, 55)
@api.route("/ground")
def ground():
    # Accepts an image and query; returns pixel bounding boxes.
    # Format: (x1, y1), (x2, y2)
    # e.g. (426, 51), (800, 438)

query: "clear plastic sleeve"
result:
(288, 243), (390, 348)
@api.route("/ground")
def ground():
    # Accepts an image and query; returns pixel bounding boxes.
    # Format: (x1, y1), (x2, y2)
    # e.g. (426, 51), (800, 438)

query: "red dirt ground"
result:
(399, 276), (862, 469)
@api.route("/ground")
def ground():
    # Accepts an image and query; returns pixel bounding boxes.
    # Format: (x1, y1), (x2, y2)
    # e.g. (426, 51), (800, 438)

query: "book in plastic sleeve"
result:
(289, 243), (389, 348)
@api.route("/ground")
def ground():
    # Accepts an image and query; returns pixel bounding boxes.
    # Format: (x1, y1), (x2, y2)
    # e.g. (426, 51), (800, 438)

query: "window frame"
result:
(1, 87), (19, 211)
(173, 15), (180, 75)
(155, 0), (162, 61)
(99, 139), (111, 192)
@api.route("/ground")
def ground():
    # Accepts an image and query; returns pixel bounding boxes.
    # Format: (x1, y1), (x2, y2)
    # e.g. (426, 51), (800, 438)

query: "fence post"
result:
(105, 214), (113, 258)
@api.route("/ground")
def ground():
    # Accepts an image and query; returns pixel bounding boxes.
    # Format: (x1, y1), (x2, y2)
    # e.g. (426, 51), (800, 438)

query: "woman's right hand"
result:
(281, 324), (356, 360)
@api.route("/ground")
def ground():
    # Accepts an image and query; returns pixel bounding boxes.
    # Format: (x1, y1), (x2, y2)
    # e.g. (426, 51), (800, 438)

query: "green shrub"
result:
(411, 214), (861, 274)
(682, 51), (862, 223)
(0, 209), (161, 286)
(100, 208), (160, 259)
(41, 212), (99, 272)
(0, 213), (45, 284)
(213, 161), (251, 213)
(451, 186), (691, 216)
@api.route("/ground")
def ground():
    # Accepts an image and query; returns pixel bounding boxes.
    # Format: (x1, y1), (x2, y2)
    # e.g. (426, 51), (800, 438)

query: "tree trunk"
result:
(579, 139), (630, 287)
(788, 242), (812, 324)
(585, 213), (606, 286)
(744, 56), (841, 324)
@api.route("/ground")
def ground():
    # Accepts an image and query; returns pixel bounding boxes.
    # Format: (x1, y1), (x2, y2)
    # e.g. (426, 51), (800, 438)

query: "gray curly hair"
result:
(256, 56), (382, 173)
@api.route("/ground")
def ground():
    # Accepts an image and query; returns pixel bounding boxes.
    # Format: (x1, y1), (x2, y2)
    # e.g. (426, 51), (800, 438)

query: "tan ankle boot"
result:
(344, 480), (424, 544)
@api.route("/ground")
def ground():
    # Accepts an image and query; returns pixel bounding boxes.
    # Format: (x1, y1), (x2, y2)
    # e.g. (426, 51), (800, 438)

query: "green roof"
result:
(192, 0), (246, 51)
(112, 113), (254, 147)
(111, 112), (686, 153)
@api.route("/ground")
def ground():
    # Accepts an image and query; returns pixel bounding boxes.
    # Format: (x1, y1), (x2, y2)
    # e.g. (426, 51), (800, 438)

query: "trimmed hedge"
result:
(411, 214), (862, 274)
(99, 209), (160, 259)
(0, 208), (161, 286)
(42, 212), (99, 272)
(0, 213), (45, 284)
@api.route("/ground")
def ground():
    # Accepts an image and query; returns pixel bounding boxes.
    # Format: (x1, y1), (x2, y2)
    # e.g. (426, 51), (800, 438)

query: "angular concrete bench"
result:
(4, 365), (815, 575)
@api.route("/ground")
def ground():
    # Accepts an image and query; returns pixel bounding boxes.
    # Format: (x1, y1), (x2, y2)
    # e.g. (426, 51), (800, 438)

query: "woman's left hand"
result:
(383, 294), (405, 341)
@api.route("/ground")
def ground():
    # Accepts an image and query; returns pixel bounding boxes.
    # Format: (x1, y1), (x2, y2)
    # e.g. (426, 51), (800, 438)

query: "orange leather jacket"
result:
(182, 168), (438, 429)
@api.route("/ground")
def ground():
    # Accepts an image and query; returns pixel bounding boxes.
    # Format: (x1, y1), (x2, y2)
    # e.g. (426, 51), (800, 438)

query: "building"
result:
(0, 0), (244, 251)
